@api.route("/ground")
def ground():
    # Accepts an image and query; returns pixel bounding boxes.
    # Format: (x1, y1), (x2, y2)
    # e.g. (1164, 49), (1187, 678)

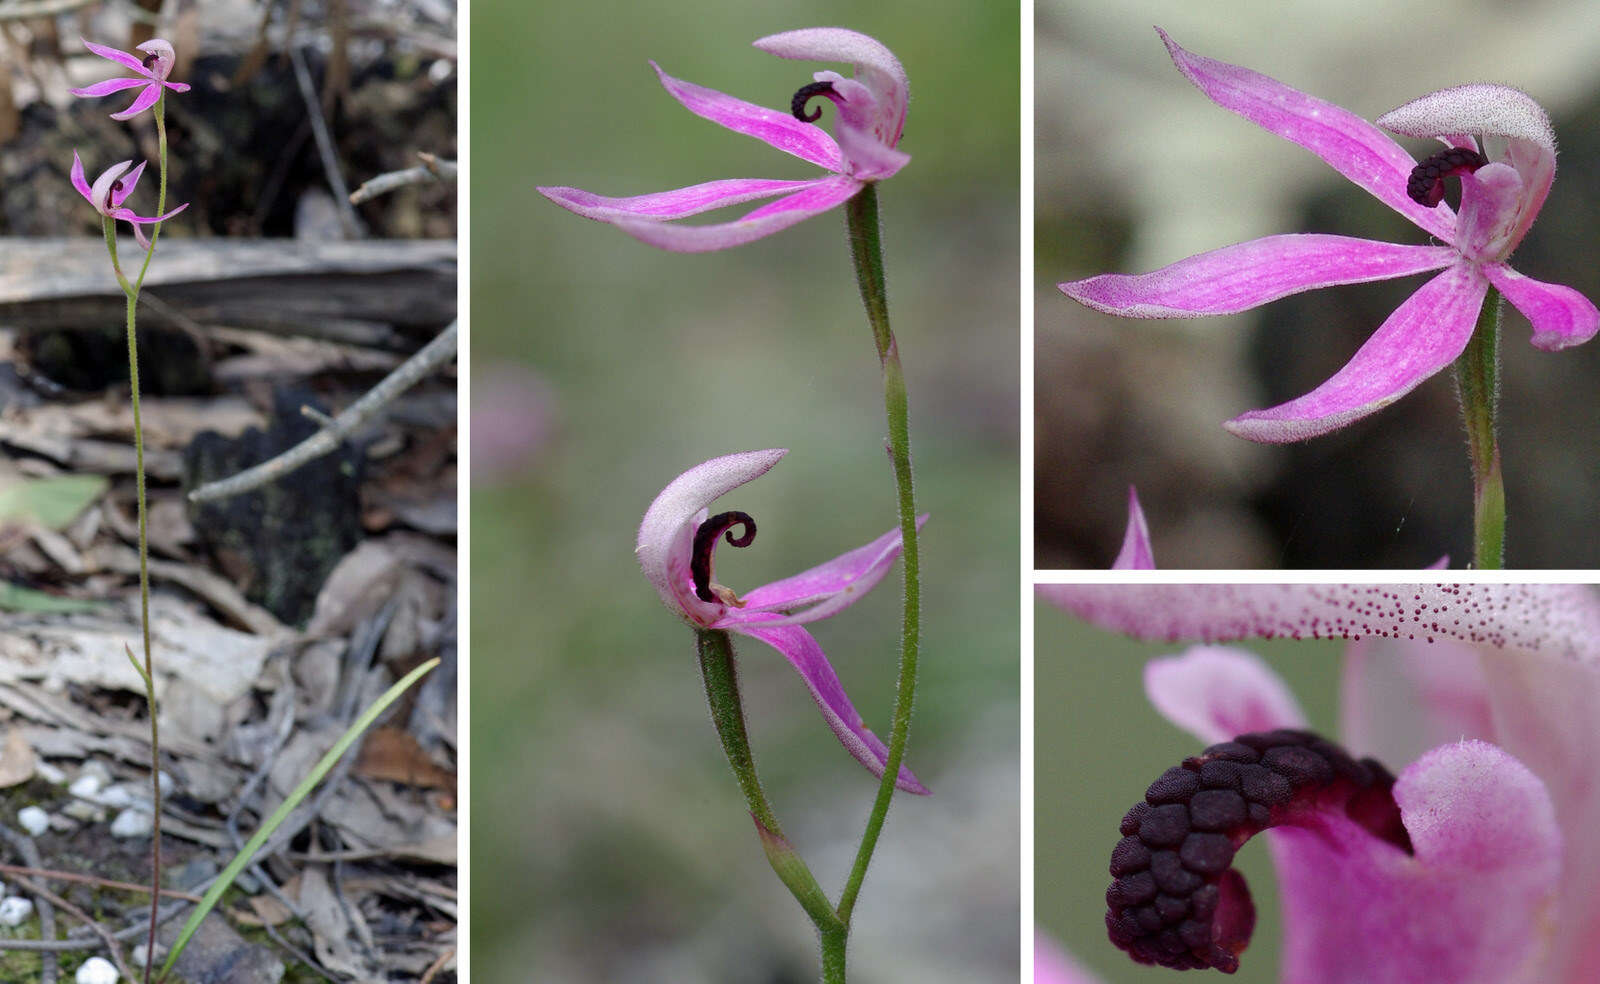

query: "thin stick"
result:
(7, 871), (135, 984)
(0, 864), (202, 901)
(350, 154), (457, 205)
(187, 320), (457, 503)
(288, 44), (363, 238)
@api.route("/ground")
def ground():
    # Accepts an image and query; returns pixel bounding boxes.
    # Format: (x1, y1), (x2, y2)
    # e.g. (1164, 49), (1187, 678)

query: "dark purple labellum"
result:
(1104, 728), (1410, 973)
(143, 53), (160, 70)
(791, 81), (838, 123)
(1407, 147), (1489, 207)
(690, 511), (756, 603)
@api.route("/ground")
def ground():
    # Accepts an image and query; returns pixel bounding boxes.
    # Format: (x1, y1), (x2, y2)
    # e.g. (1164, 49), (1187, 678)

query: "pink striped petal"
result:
(108, 160), (147, 208)
(1455, 163), (1525, 262)
(538, 177), (824, 222)
(1484, 264), (1600, 351)
(651, 61), (844, 173)
(1061, 234), (1456, 318)
(1110, 486), (1154, 570)
(110, 83), (162, 121)
(1144, 647), (1308, 745)
(734, 620), (927, 794)
(113, 200), (187, 225)
(163, 80), (191, 93)
(732, 515), (926, 624)
(612, 175), (861, 253)
(69, 151), (92, 200)
(1157, 28), (1456, 243)
(88, 160), (136, 213)
(82, 39), (151, 76)
(1225, 263), (1487, 442)
(69, 76), (149, 97)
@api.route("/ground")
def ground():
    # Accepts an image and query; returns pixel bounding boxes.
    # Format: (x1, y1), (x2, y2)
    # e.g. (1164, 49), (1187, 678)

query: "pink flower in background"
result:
(470, 366), (556, 481)
(1040, 584), (1600, 983)
(540, 28), (909, 252)
(70, 152), (188, 250)
(70, 38), (190, 121)
(638, 449), (928, 792)
(1060, 30), (1598, 443)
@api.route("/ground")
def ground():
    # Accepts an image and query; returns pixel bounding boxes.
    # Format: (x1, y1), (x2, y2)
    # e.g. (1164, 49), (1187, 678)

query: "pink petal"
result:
(82, 39), (151, 76)
(1225, 263), (1487, 442)
(650, 61), (844, 173)
(733, 620), (927, 794)
(1144, 647), (1308, 745)
(538, 177), (825, 222)
(732, 515), (927, 624)
(1273, 740), (1560, 984)
(1455, 162), (1525, 261)
(109, 160), (147, 207)
(612, 175), (861, 253)
(68, 76), (149, 97)
(69, 151), (92, 200)
(636, 449), (787, 624)
(1061, 234), (1456, 318)
(1034, 931), (1106, 984)
(113, 201), (188, 225)
(1484, 263), (1600, 351)
(753, 28), (908, 149)
(162, 80), (191, 93)
(88, 160), (135, 213)
(109, 83), (162, 121)
(1036, 584), (1600, 667)
(1156, 28), (1456, 244)
(1339, 638), (1494, 764)
(1110, 486), (1154, 570)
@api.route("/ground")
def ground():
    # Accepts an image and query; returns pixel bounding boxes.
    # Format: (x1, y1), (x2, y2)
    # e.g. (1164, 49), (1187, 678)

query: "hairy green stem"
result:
(836, 183), (920, 930)
(1453, 287), (1505, 569)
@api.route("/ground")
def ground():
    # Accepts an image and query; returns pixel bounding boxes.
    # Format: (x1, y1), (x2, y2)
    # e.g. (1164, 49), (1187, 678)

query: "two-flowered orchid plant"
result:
(549, 28), (926, 984)
(1060, 30), (1599, 568)
(1038, 584), (1600, 984)
(70, 35), (189, 984)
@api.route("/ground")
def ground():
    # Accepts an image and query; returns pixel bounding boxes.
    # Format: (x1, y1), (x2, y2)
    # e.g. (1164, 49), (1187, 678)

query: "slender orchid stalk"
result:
(71, 36), (189, 983)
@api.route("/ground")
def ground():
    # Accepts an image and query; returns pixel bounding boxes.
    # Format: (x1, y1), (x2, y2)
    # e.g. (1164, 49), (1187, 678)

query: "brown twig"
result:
(288, 43), (364, 238)
(0, 864), (202, 902)
(418, 946), (455, 984)
(6, 871), (135, 984)
(349, 153), (457, 205)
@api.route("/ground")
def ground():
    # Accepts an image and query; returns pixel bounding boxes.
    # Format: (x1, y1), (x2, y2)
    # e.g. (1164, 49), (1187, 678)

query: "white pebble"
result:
(75, 956), (119, 984)
(98, 785), (135, 810)
(34, 761), (66, 784)
(0, 896), (33, 926)
(132, 941), (166, 967)
(17, 806), (49, 836)
(110, 808), (153, 838)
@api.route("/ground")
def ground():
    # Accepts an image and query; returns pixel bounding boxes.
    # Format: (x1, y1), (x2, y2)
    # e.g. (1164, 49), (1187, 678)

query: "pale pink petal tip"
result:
(1035, 931), (1106, 984)
(1144, 646), (1308, 746)
(1377, 84), (1554, 151)
(1111, 486), (1155, 570)
(752, 27), (907, 95)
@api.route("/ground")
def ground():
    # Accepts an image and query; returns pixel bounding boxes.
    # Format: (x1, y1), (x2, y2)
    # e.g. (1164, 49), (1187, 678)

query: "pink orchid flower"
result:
(70, 151), (188, 250)
(69, 38), (190, 121)
(638, 448), (927, 793)
(1039, 584), (1600, 982)
(539, 28), (909, 253)
(1060, 30), (1599, 443)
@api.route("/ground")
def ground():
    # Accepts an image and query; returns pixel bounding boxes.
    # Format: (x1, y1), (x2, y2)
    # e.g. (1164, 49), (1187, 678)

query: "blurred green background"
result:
(471, 2), (1019, 981)
(1034, 601), (1344, 983)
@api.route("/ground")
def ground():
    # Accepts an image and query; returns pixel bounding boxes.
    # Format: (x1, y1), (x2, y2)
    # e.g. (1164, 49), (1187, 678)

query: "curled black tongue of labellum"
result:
(1407, 147), (1488, 207)
(1104, 729), (1411, 973)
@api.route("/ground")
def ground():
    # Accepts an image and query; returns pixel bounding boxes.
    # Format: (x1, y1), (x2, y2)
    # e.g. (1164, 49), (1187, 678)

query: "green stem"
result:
(1453, 287), (1505, 569)
(819, 924), (848, 984)
(835, 183), (920, 928)
(695, 630), (842, 941)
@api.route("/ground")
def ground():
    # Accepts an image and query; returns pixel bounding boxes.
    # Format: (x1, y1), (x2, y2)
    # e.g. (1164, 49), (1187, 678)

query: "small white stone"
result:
(68, 762), (109, 798)
(157, 771), (175, 795)
(61, 800), (102, 822)
(0, 896), (34, 926)
(17, 806), (49, 836)
(34, 760), (66, 784)
(74, 956), (119, 984)
(110, 808), (153, 839)
(132, 941), (167, 967)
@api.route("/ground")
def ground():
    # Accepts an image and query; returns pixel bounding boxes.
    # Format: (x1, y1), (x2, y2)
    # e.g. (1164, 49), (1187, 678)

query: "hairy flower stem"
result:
(694, 631), (844, 966)
(1453, 286), (1505, 569)
(836, 183), (920, 929)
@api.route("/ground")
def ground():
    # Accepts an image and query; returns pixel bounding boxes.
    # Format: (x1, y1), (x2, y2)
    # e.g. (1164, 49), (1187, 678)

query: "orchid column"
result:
(541, 28), (924, 983)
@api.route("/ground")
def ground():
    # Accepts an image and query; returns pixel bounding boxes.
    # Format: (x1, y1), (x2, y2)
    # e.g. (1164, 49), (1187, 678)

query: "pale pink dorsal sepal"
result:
(1224, 263), (1489, 442)
(1156, 28), (1456, 243)
(753, 28), (908, 150)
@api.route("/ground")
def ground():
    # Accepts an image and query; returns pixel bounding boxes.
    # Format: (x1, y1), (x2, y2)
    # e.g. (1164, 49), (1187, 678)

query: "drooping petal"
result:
(1379, 84), (1555, 253)
(161, 80), (191, 94)
(1110, 486), (1154, 570)
(68, 76), (150, 98)
(1273, 740), (1561, 984)
(108, 160), (147, 208)
(753, 28), (908, 150)
(1483, 263), (1600, 351)
(1061, 234), (1456, 318)
(612, 175), (861, 253)
(734, 620), (928, 794)
(69, 151), (92, 201)
(1156, 28), (1457, 243)
(112, 200), (187, 225)
(110, 82), (163, 121)
(538, 178), (829, 222)
(731, 515), (927, 624)
(81, 39), (152, 76)
(650, 62), (844, 172)
(1034, 931), (1106, 984)
(636, 449), (787, 624)
(1225, 263), (1488, 442)
(1145, 647), (1308, 744)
